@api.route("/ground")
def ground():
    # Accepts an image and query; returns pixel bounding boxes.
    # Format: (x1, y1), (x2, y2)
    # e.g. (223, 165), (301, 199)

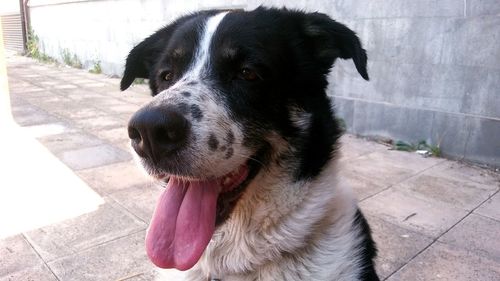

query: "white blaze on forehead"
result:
(187, 12), (228, 78)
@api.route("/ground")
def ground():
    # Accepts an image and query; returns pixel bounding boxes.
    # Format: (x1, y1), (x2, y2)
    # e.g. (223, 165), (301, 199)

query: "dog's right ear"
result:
(121, 12), (206, 91)
(120, 28), (172, 91)
(121, 11), (223, 91)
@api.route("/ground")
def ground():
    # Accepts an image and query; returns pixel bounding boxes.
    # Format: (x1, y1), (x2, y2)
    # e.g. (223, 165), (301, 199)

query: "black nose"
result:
(128, 105), (190, 162)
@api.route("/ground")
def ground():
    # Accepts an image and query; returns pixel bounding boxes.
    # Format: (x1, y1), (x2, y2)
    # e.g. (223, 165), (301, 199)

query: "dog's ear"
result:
(120, 27), (172, 91)
(121, 11), (225, 91)
(121, 12), (205, 91)
(303, 12), (369, 80)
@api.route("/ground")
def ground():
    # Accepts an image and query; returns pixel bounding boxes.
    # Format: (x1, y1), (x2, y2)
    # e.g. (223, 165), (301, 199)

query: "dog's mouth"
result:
(145, 158), (260, 271)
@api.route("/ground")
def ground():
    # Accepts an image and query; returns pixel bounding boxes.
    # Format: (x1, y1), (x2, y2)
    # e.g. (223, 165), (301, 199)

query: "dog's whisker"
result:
(123, 7), (377, 279)
(231, 152), (266, 168)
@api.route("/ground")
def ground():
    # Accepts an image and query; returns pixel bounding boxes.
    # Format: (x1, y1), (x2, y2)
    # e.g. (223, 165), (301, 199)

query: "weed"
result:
(26, 28), (56, 63)
(26, 28), (40, 58)
(393, 140), (416, 152)
(133, 78), (147, 85)
(89, 60), (102, 74)
(336, 117), (347, 132)
(427, 144), (441, 157)
(393, 140), (441, 157)
(61, 49), (82, 68)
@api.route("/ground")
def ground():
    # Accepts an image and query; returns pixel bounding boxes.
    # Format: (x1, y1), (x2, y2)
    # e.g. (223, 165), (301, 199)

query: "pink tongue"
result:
(145, 177), (220, 270)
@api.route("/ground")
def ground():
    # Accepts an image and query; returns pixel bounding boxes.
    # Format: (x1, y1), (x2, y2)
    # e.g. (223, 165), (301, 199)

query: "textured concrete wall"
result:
(29, 0), (247, 74)
(28, 0), (500, 167)
(326, 0), (500, 167)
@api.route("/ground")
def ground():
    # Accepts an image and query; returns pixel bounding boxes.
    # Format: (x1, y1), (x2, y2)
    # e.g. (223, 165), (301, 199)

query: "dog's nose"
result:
(128, 106), (190, 162)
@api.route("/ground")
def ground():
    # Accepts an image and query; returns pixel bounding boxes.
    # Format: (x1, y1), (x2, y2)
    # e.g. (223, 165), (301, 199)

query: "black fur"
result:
(120, 10), (221, 91)
(354, 210), (380, 281)
(121, 7), (377, 279)
(121, 9), (368, 181)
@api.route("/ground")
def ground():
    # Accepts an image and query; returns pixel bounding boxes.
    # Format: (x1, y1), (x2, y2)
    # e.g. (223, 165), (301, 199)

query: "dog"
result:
(120, 7), (379, 281)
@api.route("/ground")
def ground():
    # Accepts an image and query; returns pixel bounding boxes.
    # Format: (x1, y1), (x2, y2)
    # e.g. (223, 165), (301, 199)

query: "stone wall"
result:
(28, 0), (500, 167)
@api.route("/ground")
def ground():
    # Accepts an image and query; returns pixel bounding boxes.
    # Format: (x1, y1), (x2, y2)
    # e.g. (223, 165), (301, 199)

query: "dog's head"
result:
(121, 7), (368, 271)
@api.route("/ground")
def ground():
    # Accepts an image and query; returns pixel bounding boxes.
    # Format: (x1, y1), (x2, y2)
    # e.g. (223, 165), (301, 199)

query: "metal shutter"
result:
(1, 13), (24, 53)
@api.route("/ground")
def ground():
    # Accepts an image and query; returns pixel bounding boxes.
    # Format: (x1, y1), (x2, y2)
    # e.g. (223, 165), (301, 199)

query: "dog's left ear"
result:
(303, 12), (369, 80)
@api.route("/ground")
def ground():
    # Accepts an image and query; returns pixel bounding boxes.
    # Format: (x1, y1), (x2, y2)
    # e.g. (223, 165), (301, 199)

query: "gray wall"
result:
(327, 0), (500, 167)
(28, 0), (500, 167)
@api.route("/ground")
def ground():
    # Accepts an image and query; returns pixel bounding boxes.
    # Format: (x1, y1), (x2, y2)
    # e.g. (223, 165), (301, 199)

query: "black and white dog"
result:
(121, 7), (378, 281)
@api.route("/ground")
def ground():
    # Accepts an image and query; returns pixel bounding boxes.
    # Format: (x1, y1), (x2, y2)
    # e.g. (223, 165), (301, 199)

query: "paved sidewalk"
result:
(1, 55), (499, 281)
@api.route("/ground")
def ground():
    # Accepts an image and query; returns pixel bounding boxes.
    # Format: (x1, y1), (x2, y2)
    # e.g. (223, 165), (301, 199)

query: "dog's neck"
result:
(189, 157), (358, 280)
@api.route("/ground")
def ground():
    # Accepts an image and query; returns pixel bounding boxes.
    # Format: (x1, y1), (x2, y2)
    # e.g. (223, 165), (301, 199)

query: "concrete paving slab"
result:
(20, 122), (75, 138)
(22, 99), (76, 115)
(116, 139), (135, 154)
(90, 97), (131, 108)
(11, 106), (60, 127)
(394, 172), (497, 211)
(63, 71), (92, 77)
(102, 103), (141, 115)
(425, 161), (500, 187)
(360, 188), (468, 238)
(93, 127), (130, 145)
(17, 97), (62, 111)
(364, 214), (434, 280)
(8, 84), (46, 94)
(82, 82), (108, 88)
(4, 56), (500, 281)
(47, 230), (156, 281)
(8, 95), (29, 107)
(72, 115), (126, 130)
(98, 79), (120, 87)
(24, 201), (146, 262)
(10, 102), (39, 114)
(39, 81), (62, 87)
(0, 235), (43, 276)
(37, 131), (104, 154)
(363, 149), (445, 172)
(339, 155), (416, 200)
(72, 78), (101, 85)
(60, 90), (106, 102)
(49, 105), (109, 120)
(120, 89), (152, 106)
(339, 134), (389, 162)
(58, 144), (131, 171)
(340, 149), (445, 201)
(475, 191), (500, 221)
(7, 80), (33, 91)
(386, 242), (500, 281)
(76, 161), (152, 195)
(54, 84), (78, 90)
(109, 184), (163, 223)
(438, 213), (500, 260)
(0, 264), (58, 281)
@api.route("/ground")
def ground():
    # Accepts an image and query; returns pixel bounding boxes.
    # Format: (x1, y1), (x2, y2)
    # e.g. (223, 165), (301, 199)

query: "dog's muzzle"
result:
(127, 105), (190, 163)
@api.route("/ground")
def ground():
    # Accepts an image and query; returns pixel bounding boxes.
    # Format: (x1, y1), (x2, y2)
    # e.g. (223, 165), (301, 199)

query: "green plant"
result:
(393, 140), (417, 152)
(336, 117), (346, 132)
(61, 48), (71, 65)
(426, 143), (441, 157)
(26, 28), (56, 63)
(61, 48), (82, 68)
(26, 28), (40, 58)
(89, 60), (102, 74)
(393, 140), (441, 157)
(133, 78), (147, 85)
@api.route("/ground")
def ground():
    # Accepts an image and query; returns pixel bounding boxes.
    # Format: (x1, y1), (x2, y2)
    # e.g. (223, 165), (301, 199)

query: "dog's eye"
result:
(162, 71), (173, 81)
(240, 68), (259, 81)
